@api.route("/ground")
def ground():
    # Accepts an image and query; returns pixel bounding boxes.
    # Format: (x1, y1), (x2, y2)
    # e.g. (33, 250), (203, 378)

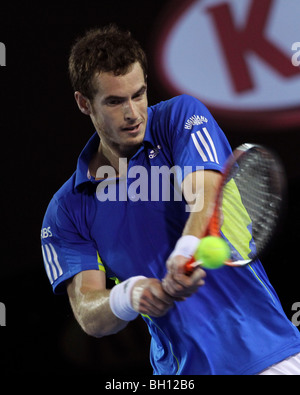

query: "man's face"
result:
(89, 62), (148, 156)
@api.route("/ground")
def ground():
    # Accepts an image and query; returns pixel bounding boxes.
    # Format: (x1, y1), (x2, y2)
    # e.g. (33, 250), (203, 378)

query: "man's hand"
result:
(162, 255), (206, 298)
(131, 278), (176, 317)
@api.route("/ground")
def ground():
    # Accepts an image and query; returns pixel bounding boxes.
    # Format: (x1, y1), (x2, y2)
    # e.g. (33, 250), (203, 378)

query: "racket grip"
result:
(185, 257), (196, 274)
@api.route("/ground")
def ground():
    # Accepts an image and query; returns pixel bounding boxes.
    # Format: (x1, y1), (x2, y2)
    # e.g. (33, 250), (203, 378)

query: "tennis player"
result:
(41, 25), (300, 375)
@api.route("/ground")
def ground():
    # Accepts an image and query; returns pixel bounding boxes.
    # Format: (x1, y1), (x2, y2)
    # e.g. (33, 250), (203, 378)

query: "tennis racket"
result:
(186, 143), (286, 272)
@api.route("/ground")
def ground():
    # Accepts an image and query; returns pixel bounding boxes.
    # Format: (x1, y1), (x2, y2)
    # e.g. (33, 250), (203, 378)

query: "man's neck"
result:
(89, 142), (139, 179)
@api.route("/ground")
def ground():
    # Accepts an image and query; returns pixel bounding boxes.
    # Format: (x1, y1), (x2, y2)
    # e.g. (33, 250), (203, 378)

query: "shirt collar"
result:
(75, 132), (100, 188)
(142, 107), (155, 146)
(74, 108), (155, 189)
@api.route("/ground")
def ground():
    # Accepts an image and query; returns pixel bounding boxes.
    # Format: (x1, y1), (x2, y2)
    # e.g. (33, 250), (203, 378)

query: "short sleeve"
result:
(169, 95), (232, 182)
(41, 195), (99, 294)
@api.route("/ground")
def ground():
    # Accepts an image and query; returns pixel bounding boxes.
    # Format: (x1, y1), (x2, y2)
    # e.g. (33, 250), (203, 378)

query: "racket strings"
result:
(223, 149), (282, 260)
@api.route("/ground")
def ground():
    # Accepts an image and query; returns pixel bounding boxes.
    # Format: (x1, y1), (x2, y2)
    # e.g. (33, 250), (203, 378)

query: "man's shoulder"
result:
(49, 172), (87, 213)
(148, 94), (212, 135)
(151, 94), (201, 112)
(150, 94), (209, 123)
(53, 172), (76, 201)
(43, 171), (96, 234)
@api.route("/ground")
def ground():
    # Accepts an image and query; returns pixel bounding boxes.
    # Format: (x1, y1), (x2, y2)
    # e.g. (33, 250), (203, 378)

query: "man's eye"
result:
(107, 99), (122, 106)
(133, 93), (143, 100)
(134, 89), (147, 100)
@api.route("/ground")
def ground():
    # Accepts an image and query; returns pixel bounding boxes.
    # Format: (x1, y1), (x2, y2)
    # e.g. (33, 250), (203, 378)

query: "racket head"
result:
(212, 143), (286, 267)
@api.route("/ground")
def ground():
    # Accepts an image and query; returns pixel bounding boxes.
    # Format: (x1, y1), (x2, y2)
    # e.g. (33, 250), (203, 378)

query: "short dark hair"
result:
(68, 24), (148, 100)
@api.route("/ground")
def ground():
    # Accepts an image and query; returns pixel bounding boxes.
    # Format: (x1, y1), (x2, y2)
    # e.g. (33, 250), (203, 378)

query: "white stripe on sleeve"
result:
(44, 244), (58, 280)
(49, 243), (63, 277)
(191, 133), (208, 162)
(196, 130), (214, 162)
(42, 245), (53, 284)
(202, 127), (219, 164)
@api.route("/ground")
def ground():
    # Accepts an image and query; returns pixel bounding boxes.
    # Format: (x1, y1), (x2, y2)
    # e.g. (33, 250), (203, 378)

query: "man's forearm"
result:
(182, 170), (221, 238)
(68, 287), (128, 338)
(68, 274), (175, 338)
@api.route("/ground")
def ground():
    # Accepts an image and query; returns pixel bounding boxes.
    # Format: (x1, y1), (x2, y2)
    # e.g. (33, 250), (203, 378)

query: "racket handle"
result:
(185, 257), (196, 274)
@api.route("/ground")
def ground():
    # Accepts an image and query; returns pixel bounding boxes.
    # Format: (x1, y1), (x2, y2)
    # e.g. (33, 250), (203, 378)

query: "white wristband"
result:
(109, 276), (147, 321)
(169, 235), (200, 259)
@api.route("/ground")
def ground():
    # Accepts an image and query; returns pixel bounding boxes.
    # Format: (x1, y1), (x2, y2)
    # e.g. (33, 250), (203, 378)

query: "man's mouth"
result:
(121, 122), (142, 133)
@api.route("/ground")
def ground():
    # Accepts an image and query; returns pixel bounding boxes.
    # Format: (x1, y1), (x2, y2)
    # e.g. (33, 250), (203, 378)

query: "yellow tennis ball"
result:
(194, 236), (230, 269)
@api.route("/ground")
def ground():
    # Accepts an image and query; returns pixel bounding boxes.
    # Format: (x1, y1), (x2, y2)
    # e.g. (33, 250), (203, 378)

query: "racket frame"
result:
(186, 143), (286, 271)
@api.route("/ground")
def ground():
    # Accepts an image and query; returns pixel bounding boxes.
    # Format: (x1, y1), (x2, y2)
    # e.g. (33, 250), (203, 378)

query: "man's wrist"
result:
(169, 235), (200, 259)
(109, 276), (147, 321)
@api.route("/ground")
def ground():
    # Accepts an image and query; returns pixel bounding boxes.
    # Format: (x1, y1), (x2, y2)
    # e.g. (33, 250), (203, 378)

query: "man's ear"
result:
(74, 91), (92, 115)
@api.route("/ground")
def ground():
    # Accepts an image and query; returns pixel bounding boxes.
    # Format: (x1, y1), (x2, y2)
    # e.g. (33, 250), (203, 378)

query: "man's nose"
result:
(123, 100), (138, 121)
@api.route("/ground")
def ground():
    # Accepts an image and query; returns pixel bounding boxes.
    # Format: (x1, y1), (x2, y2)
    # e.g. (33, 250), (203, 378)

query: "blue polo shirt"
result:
(41, 94), (300, 375)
